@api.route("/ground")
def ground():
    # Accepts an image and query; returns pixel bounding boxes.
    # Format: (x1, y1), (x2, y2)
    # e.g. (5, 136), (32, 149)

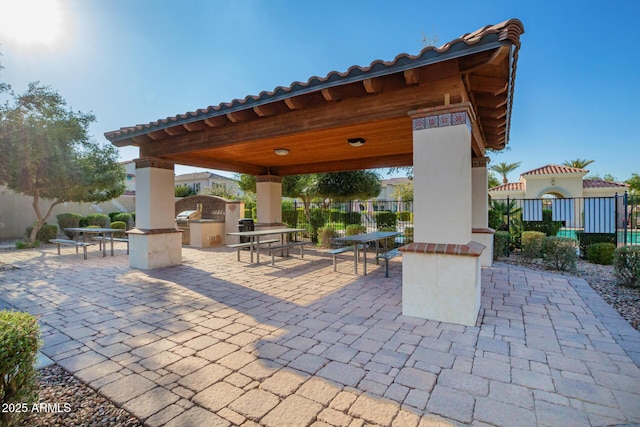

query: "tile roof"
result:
(520, 164), (588, 176)
(105, 19), (524, 142)
(489, 182), (524, 192)
(583, 179), (629, 189)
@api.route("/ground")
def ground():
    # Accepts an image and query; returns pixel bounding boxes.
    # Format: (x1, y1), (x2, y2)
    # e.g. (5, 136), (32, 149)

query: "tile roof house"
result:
(489, 164), (629, 199)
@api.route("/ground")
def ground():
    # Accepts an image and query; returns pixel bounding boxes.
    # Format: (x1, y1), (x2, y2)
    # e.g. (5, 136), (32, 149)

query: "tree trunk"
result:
(29, 191), (61, 243)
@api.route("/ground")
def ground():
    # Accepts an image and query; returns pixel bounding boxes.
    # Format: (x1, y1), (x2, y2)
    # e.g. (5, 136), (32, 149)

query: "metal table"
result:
(227, 228), (306, 264)
(332, 231), (402, 275)
(64, 227), (121, 257)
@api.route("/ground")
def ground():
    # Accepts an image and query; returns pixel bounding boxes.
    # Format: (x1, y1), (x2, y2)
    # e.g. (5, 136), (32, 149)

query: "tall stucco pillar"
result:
(256, 175), (283, 230)
(399, 105), (484, 326)
(472, 157), (494, 267)
(127, 158), (182, 269)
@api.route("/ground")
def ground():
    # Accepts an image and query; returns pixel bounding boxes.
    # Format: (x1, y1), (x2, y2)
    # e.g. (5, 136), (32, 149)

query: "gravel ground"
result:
(1, 242), (638, 426)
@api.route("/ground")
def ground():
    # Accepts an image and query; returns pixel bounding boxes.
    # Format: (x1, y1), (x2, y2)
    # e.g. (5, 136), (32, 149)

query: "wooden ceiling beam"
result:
(164, 126), (187, 136)
(321, 87), (341, 101)
(363, 78), (383, 94)
(204, 115), (227, 128)
(226, 109), (256, 123)
(183, 121), (207, 132)
(284, 95), (308, 110)
(473, 93), (507, 109)
(253, 101), (289, 117)
(147, 130), (168, 140)
(481, 117), (506, 129)
(271, 153), (414, 176)
(477, 106), (507, 120)
(467, 75), (508, 95)
(131, 134), (153, 145)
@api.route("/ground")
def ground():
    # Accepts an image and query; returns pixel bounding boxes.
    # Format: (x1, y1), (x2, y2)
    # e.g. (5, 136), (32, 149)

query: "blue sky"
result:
(1, 0), (638, 183)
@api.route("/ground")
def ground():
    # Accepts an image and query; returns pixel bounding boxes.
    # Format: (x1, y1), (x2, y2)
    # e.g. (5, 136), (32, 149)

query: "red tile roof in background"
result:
(520, 164), (588, 176)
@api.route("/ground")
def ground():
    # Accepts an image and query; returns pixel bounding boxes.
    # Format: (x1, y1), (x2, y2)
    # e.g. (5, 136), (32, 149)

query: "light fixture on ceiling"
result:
(274, 148), (289, 156)
(348, 137), (365, 147)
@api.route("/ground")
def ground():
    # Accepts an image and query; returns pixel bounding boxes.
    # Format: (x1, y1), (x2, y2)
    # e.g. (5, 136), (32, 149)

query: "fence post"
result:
(615, 193), (619, 247)
(624, 191), (628, 246)
(506, 196), (511, 235)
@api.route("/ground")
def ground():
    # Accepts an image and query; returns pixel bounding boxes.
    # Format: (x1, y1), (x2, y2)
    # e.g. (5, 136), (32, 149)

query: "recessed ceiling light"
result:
(274, 148), (289, 156)
(348, 137), (365, 147)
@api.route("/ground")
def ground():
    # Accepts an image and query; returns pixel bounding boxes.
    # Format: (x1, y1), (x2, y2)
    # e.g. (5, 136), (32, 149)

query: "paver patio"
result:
(1, 244), (639, 426)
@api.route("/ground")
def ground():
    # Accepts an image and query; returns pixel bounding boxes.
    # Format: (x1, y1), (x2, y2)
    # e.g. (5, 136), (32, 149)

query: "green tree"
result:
(314, 171), (381, 201)
(562, 158), (594, 169)
(0, 83), (125, 243)
(490, 161), (521, 184)
(488, 172), (501, 189)
(391, 181), (413, 201)
(626, 173), (640, 194)
(175, 185), (196, 197)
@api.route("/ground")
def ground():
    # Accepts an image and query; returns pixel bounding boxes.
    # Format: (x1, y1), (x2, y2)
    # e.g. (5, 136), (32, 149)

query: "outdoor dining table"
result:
(332, 231), (402, 275)
(226, 227), (306, 264)
(64, 227), (121, 257)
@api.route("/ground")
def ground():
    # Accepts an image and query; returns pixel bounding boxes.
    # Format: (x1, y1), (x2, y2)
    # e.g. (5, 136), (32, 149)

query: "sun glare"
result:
(0, 0), (63, 46)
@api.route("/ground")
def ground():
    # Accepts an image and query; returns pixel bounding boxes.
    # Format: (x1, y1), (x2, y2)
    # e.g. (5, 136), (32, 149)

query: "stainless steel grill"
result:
(175, 209), (202, 244)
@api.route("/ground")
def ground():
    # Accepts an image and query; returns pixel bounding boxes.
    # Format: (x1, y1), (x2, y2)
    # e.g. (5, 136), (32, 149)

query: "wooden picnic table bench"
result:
(49, 239), (96, 260)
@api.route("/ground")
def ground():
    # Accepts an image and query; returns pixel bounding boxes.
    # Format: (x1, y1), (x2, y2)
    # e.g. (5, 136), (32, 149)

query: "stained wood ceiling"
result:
(106, 19), (524, 176)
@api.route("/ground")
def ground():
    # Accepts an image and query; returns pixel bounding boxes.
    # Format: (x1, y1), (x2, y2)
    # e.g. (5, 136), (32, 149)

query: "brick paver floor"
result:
(1, 243), (639, 426)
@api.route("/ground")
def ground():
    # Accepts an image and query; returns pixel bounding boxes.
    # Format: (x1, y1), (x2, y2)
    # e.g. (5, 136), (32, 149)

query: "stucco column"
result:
(400, 105), (484, 326)
(255, 175), (283, 229)
(127, 158), (182, 269)
(472, 157), (494, 267)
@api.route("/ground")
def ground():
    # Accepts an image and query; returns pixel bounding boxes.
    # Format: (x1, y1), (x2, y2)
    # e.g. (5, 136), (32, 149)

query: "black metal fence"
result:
(244, 200), (414, 245)
(490, 192), (640, 248)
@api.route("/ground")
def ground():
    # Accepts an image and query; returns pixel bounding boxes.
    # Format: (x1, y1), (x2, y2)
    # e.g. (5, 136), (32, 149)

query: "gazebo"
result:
(105, 19), (525, 326)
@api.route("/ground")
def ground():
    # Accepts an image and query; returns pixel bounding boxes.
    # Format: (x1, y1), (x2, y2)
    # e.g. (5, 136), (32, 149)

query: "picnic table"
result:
(226, 228), (307, 264)
(63, 227), (122, 257)
(332, 231), (402, 275)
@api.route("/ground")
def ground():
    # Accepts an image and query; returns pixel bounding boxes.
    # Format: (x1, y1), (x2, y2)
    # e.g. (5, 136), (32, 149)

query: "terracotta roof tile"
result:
(105, 19), (524, 141)
(489, 182), (524, 192)
(520, 164), (588, 176)
(583, 180), (629, 189)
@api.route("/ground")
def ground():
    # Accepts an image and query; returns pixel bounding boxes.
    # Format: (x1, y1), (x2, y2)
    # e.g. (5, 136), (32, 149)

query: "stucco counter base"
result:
(399, 241), (485, 326)
(127, 228), (182, 269)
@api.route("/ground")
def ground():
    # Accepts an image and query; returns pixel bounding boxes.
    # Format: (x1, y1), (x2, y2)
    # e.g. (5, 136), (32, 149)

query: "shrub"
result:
(346, 224), (366, 236)
(586, 243), (616, 265)
(344, 211), (362, 225)
(542, 237), (577, 271)
(282, 210), (298, 228)
(328, 209), (343, 223)
(397, 211), (412, 222)
(613, 246), (640, 287)
(403, 226), (414, 244)
(109, 221), (127, 238)
(521, 231), (546, 260)
(15, 240), (41, 250)
(375, 211), (397, 229)
(377, 226), (397, 249)
(575, 231), (616, 259)
(25, 223), (58, 243)
(85, 213), (110, 228)
(494, 231), (510, 260)
(522, 209), (563, 236)
(0, 311), (41, 427)
(56, 213), (83, 238)
(113, 213), (133, 229)
(309, 209), (326, 243)
(317, 226), (337, 249)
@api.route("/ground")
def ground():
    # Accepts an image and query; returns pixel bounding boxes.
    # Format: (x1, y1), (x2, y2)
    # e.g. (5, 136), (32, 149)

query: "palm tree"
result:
(562, 158), (594, 169)
(490, 161), (521, 184)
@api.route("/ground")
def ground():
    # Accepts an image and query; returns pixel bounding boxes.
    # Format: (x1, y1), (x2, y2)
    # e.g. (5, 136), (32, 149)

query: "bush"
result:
(309, 209), (326, 243)
(397, 211), (412, 222)
(575, 231), (616, 259)
(613, 246), (640, 287)
(109, 221), (127, 238)
(403, 226), (414, 244)
(0, 311), (41, 427)
(494, 231), (510, 259)
(282, 210), (298, 228)
(521, 231), (546, 260)
(112, 213), (133, 229)
(344, 211), (362, 225)
(25, 223), (58, 243)
(377, 226), (397, 249)
(56, 213), (83, 238)
(15, 240), (41, 250)
(542, 237), (577, 271)
(586, 243), (616, 265)
(522, 209), (563, 236)
(375, 211), (397, 229)
(346, 224), (366, 236)
(317, 226), (337, 249)
(85, 213), (110, 228)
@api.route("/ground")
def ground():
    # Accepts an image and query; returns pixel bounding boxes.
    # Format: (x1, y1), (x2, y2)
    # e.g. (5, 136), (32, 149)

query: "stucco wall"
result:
(0, 187), (135, 239)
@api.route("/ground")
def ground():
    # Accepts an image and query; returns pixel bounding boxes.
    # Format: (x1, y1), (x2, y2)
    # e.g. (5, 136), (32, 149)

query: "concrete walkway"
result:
(1, 244), (639, 426)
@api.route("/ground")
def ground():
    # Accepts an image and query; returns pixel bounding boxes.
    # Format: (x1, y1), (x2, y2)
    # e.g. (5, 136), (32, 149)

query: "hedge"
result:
(586, 243), (616, 265)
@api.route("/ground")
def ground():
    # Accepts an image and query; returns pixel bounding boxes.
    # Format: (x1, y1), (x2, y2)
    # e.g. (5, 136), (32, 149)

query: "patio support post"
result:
(127, 158), (182, 269)
(399, 104), (484, 326)
(256, 175), (283, 230)
(472, 157), (494, 267)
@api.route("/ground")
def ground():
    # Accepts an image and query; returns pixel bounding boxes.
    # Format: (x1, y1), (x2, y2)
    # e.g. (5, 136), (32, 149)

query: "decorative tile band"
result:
(134, 157), (175, 170)
(399, 241), (485, 257)
(413, 111), (471, 134)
